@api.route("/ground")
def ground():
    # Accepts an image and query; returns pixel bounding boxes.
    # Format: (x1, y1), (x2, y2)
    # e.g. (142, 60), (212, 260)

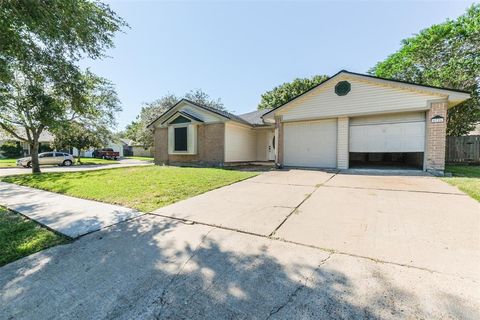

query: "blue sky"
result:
(81, 0), (473, 130)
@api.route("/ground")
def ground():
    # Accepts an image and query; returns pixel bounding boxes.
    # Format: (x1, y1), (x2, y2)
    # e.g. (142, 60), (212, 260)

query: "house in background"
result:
(149, 70), (470, 174)
(0, 127), (125, 159)
(0, 128), (54, 157)
(71, 141), (124, 158)
(468, 124), (480, 136)
(120, 138), (154, 158)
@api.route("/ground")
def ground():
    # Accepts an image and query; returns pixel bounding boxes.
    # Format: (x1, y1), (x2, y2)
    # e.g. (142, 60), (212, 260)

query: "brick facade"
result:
(154, 123), (225, 166)
(425, 101), (448, 174)
(153, 127), (168, 165)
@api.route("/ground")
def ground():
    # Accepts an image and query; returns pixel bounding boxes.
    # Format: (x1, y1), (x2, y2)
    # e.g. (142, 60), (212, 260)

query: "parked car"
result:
(92, 148), (119, 160)
(17, 152), (75, 168)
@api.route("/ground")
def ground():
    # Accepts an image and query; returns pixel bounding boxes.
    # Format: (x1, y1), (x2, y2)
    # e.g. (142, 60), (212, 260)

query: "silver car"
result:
(17, 152), (75, 168)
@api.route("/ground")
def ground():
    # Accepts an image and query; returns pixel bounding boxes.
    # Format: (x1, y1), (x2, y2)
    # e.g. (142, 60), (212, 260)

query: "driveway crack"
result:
(265, 253), (333, 319)
(153, 227), (216, 316)
(269, 171), (339, 237)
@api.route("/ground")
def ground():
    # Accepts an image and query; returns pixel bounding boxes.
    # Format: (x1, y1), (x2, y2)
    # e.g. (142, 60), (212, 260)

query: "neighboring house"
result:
(468, 123), (480, 136)
(131, 145), (154, 158)
(71, 141), (125, 158)
(0, 128), (54, 157)
(149, 70), (470, 174)
(119, 138), (154, 157)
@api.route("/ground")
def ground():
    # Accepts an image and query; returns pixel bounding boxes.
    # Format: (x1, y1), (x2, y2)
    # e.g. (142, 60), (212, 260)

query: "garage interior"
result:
(349, 152), (424, 169)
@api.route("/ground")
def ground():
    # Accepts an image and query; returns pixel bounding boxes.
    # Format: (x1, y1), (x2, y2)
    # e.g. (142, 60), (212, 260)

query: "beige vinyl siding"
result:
(337, 117), (349, 169)
(279, 77), (440, 121)
(224, 122), (256, 162)
(181, 105), (223, 123)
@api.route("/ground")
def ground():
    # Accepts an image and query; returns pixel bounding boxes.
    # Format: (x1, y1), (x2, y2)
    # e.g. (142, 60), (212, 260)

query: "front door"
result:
(267, 131), (275, 161)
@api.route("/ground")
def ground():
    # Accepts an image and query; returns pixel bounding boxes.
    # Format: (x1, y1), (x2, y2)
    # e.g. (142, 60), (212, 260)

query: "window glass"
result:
(174, 127), (188, 151)
(42, 153), (54, 158)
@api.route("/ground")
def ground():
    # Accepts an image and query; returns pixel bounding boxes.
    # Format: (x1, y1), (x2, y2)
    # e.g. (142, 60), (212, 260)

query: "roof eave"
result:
(262, 70), (472, 118)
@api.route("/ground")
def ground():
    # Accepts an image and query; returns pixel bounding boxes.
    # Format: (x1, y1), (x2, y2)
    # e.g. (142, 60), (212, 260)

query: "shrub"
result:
(0, 141), (23, 158)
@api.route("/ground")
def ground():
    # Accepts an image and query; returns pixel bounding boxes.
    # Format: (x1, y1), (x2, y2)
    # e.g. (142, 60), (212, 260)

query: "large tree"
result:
(0, 0), (126, 172)
(52, 122), (111, 164)
(257, 75), (329, 110)
(1, 67), (121, 172)
(127, 89), (225, 147)
(371, 4), (480, 136)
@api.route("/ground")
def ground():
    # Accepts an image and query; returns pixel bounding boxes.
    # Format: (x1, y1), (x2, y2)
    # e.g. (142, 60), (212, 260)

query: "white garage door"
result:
(284, 119), (337, 167)
(349, 112), (425, 152)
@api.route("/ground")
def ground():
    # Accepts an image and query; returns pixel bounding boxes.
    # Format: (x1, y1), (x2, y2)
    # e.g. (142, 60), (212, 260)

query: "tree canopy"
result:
(124, 89), (225, 147)
(0, 0), (126, 172)
(370, 4), (480, 136)
(257, 75), (329, 110)
(52, 122), (111, 163)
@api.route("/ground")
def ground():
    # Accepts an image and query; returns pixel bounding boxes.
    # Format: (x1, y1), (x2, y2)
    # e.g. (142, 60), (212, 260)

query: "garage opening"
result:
(349, 152), (423, 169)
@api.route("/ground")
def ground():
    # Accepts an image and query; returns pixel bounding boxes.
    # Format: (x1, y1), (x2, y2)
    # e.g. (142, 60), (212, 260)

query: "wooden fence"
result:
(446, 135), (480, 164)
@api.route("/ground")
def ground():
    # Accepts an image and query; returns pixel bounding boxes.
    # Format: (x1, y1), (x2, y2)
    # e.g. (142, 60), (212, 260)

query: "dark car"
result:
(92, 148), (119, 160)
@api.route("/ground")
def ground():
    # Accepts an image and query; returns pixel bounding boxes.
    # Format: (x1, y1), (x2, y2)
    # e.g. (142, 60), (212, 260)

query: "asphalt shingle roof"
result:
(238, 109), (272, 126)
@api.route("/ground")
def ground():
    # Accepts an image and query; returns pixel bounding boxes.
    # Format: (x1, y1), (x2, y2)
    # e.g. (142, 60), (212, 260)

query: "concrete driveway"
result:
(1, 169), (479, 319)
(1, 215), (478, 319)
(153, 169), (480, 279)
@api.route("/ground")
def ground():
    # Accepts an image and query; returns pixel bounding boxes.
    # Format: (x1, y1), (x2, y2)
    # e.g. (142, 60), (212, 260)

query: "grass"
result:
(0, 157), (119, 168)
(0, 158), (16, 168)
(0, 207), (69, 266)
(2, 166), (259, 212)
(443, 165), (480, 202)
(75, 157), (120, 165)
(124, 156), (154, 161)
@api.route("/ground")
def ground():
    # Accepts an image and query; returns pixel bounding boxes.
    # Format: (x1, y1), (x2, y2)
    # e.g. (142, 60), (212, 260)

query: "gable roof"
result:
(162, 110), (204, 125)
(262, 70), (471, 118)
(148, 99), (260, 128)
(0, 127), (54, 142)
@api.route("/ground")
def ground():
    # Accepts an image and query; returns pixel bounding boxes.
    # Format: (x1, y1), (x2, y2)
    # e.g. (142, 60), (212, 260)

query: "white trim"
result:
(263, 71), (470, 120)
(168, 124), (198, 155)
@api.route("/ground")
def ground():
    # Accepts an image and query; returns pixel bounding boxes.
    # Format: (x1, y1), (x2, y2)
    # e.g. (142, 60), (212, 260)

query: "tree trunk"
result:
(30, 140), (41, 173)
(77, 149), (82, 164)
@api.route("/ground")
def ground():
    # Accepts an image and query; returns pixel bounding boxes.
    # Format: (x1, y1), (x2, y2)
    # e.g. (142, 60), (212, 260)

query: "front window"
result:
(40, 152), (54, 158)
(174, 127), (188, 152)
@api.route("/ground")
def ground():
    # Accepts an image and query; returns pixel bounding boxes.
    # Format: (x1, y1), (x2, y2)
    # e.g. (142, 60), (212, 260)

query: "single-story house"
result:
(0, 127), (125, 158)
(71, 141), (125, 158)
(0, 128), (54, 157)
(148, 70), (470, 174)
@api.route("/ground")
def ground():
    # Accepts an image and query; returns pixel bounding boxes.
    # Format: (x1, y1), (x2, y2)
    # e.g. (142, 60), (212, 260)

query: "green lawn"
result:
(75, 157), (120, 165)
(124, 156), (154, 161)
(0, 159), (16, 168)
(0, 207), (69, 266)
(0, 157), (119, 168)
(2, 166), (258, 212)
(443, 165), (480, 202)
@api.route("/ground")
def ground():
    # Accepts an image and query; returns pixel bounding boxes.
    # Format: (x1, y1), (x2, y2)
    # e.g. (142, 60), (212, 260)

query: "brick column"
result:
(154, 127), (169, 165)
(425, 101), (448, 174)
(275, 116), (284, 167)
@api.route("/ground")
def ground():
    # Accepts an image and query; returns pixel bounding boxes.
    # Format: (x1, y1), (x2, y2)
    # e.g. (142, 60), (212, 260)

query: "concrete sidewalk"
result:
(0, 182), (143, 238)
